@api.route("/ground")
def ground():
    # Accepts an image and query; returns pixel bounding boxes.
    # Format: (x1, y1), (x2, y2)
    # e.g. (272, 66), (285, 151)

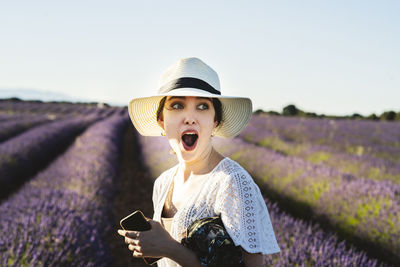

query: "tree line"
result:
(255, 104), (400, 121)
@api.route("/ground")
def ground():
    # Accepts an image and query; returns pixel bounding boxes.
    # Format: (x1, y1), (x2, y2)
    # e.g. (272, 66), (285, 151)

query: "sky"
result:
(1, 1), (399, 116)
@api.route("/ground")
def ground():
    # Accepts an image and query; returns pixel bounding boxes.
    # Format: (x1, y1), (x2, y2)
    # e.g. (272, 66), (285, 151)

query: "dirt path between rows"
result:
(108, 124), (155, 267)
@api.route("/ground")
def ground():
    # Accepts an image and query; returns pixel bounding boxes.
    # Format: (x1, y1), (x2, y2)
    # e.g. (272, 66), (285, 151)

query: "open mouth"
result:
(181, 132), (198, 151)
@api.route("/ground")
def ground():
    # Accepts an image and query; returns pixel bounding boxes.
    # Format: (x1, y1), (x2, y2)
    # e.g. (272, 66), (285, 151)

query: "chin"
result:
(178, 150), (197, 162)
(179, 146), (206, 163)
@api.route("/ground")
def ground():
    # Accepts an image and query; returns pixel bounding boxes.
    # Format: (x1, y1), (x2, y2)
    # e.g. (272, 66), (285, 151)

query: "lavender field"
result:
(0, 100), (398, 266)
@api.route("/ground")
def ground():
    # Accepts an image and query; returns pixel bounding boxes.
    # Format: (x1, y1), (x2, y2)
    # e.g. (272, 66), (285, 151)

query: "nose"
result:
(184, 116), (196, 125)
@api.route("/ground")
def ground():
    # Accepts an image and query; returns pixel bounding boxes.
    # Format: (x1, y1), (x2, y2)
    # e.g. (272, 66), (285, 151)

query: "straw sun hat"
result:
(128, 57), (252, 138)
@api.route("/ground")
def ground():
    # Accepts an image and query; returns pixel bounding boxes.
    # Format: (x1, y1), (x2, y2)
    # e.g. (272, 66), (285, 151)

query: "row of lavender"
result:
(0, 111), (129, 266)
(239, 115), (400, 183)
(0, 114), (54, 143)
(0, 107), (124, 200)
(136, 134), (388, 266)
(244, 115), (400, 154)
(212, 136), (399, 265)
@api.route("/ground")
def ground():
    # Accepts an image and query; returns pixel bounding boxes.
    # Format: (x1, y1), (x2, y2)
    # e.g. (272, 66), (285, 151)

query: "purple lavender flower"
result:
(0, 114), (54, 143)
(239, 115), (400, 183)
(0, 111), (128, 266)
(0, 114), (102, 199)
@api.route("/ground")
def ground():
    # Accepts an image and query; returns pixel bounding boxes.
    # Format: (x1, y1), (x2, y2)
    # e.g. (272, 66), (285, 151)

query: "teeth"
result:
(183, 132), (197, 135)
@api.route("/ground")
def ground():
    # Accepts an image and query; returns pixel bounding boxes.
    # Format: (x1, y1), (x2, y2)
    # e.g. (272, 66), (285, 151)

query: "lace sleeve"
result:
(214, 168), (280, 255)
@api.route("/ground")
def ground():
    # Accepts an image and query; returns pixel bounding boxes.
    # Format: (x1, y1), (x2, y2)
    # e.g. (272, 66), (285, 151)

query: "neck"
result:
(177, 146), (224, 182)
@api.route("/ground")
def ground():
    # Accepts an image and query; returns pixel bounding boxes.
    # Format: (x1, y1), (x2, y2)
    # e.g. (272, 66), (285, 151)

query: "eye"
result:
(197, 103), (209, 110)
(170, 102), (184, 109)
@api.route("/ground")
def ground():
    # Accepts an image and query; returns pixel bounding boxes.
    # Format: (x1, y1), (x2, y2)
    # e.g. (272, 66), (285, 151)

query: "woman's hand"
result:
(117, 219), (176, 258)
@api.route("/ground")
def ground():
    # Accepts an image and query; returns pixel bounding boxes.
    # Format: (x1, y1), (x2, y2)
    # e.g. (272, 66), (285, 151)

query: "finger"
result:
(117, 229), (125, 236)
(132, 250), (143, 258)
(125, 237), (139, 245)
(128, 244), (141, 251)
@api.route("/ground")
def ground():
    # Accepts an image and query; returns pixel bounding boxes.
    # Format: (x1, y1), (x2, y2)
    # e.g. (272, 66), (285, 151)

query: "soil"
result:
(108, 124), (156, 267)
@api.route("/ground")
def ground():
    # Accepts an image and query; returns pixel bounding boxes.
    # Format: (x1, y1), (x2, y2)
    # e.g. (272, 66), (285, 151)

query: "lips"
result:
(181, 130), (199, 151)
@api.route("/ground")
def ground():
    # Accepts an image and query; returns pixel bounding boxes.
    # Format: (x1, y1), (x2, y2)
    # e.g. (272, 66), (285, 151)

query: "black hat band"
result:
(158, 77), (221, 95)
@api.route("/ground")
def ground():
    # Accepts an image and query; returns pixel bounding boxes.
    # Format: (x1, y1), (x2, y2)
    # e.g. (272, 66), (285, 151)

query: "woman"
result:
(118, 57), (280, 266)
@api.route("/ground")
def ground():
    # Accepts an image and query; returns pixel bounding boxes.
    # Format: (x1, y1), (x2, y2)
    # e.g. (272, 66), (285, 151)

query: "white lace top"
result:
(152, 157), (280, 267)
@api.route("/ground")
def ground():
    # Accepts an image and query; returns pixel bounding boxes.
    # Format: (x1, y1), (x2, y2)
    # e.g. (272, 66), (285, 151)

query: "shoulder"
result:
(217, 157), (254, 186)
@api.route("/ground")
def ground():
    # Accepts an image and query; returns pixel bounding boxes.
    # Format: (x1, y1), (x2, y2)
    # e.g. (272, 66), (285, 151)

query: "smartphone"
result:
(120, 210), (151, 231)
(119, 210), (161, 265)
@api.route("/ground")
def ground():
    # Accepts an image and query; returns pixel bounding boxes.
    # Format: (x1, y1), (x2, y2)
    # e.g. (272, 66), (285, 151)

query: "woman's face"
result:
(158, 96), (218, 163)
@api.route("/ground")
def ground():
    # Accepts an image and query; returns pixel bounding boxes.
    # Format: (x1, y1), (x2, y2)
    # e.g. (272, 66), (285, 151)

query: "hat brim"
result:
(128, 88), (252, 138)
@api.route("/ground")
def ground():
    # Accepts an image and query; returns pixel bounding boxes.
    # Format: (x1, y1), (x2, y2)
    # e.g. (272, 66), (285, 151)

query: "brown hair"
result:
(156, 96), (222, 127)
